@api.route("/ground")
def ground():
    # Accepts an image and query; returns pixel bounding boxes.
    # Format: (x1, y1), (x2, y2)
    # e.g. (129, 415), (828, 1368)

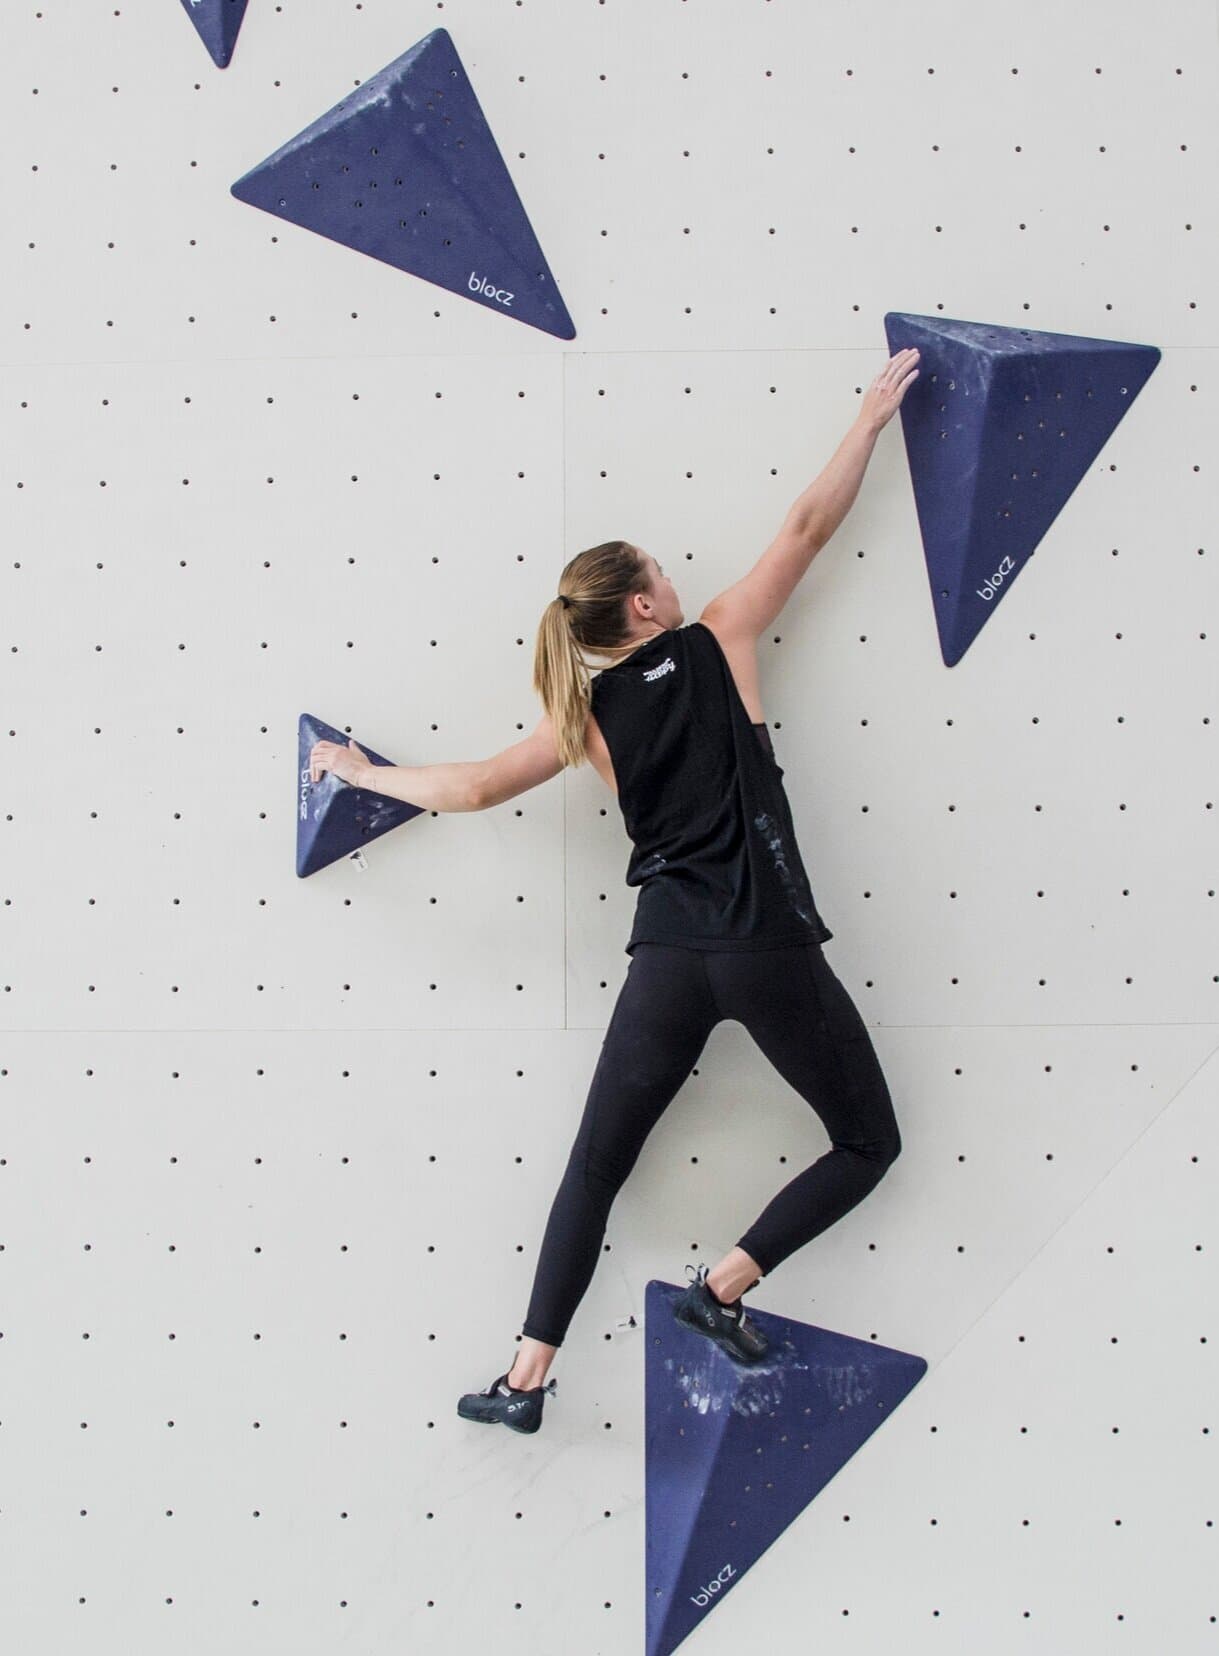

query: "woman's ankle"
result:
(508, 1335), (558, 1390)
(706, 1248), (764, 1305)
(507, 1365), (548, 1390)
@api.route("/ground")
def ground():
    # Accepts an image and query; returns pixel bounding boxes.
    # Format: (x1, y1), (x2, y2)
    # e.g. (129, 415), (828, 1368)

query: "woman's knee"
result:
(837, 1128), (901, 1173)
(581, 1141), (636, 1210)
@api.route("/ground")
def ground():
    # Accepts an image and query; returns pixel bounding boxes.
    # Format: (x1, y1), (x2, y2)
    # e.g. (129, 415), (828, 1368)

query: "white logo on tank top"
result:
(642, 656), (676, 683)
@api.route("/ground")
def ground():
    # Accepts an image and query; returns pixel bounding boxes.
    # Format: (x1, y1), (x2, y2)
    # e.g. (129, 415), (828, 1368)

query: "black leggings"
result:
(520, 941), (902, 1348)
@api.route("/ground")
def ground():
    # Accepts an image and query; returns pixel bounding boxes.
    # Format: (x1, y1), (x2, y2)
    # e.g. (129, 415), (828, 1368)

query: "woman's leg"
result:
(706, 942), (902, 1280)
(511, 946), (719, 1374)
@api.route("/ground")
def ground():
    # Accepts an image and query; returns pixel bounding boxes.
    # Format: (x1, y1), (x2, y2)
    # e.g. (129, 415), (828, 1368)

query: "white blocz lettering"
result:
(468, 271), (515, 308)
(977, 553), (1017, 602)
(689, 1562), (736, 1608)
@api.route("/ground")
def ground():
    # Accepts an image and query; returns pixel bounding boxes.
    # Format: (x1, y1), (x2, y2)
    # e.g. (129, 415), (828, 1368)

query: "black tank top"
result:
(589, 620), (834, 956)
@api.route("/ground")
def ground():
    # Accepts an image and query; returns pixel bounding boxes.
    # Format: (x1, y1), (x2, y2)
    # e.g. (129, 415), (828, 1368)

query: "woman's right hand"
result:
(859, 347), (921, 432)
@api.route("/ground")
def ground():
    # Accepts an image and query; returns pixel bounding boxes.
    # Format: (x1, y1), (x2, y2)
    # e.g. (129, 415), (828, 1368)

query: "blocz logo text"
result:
(690, 1562), (736, 1608)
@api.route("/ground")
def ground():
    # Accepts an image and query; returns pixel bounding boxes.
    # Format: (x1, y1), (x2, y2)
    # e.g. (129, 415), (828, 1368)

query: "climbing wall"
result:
(1, 2), (1214, 1654)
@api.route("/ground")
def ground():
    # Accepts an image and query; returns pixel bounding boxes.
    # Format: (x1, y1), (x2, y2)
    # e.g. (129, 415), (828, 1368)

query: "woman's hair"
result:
(532, 539), (652, 771)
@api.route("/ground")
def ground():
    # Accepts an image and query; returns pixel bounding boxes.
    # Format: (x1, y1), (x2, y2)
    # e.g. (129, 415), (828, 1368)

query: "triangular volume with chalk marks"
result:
(645, 1278), (927, 1656)
(296, 713), (425, 878)
(883, 312), (1160, 667)
(178, 0), (250, 69)
(230, 27), (576, 340)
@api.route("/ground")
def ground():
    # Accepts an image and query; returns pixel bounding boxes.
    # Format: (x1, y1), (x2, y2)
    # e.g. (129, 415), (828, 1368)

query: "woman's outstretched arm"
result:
(785, 347), (921, 549)
(702, 348), (920, 639)
(355, 758), (483, 812)
(356, 711), (563, 811)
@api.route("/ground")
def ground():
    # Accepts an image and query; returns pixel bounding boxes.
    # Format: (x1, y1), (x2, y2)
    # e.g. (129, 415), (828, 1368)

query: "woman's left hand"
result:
(309, 738), (370, 788)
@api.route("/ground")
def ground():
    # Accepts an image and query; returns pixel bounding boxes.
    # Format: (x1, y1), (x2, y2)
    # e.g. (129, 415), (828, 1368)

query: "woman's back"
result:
(589, 620), (833, 957)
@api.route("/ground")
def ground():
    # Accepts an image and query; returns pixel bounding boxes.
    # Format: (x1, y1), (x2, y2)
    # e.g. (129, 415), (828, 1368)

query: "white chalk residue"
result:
(813, 1362), (871, 1408)
(665, 1344), (800, 1418)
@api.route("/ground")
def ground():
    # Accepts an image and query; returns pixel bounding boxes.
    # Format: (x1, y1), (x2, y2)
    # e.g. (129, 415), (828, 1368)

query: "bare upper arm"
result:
(473, 712), (564, 809)
(699, 519), (824, 640)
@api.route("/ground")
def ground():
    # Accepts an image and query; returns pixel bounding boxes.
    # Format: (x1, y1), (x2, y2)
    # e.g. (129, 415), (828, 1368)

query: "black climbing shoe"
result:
(456, 1367), (557, 1434)
(673, 1262), (770, 1364)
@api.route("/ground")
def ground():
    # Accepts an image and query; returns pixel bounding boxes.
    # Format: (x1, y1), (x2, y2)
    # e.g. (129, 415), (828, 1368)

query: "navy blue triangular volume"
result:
(231, 28), (576, 341)
(645, 1279), (927, 1656)
(296, 713), (425, 878)
(178, 0), (250, 69)
(883, 312), (1160, 667)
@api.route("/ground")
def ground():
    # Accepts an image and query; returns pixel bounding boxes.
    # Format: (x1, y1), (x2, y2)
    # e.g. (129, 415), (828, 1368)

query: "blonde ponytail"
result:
(531, 541), (650, 771)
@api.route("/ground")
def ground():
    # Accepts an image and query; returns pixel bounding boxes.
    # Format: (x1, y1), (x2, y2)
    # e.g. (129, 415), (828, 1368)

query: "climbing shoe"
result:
(673, 1262), (770, 1364)
(456, 1367), (557, 1434)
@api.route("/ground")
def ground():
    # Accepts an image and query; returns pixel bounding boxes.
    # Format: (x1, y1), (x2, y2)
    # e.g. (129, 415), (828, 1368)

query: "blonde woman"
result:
(312, 349), (920, 1436)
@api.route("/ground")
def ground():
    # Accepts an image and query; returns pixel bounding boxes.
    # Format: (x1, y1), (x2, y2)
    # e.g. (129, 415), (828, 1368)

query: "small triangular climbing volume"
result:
(883, 312), (1160, 666)
(178, 0), (250, 70)
(296, 713), (425, 878)
(230, 28), (576, 340)
(645, 1278), (926, 1656)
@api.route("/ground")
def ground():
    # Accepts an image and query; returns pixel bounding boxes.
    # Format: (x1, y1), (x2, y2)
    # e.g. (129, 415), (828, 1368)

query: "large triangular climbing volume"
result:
(883, 312), (1160, 666)
(178, 0), (250, 69)
(296, 713), (425, 878)
(645, 1278), (926, 1656)
(230, 28), (576, 340)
